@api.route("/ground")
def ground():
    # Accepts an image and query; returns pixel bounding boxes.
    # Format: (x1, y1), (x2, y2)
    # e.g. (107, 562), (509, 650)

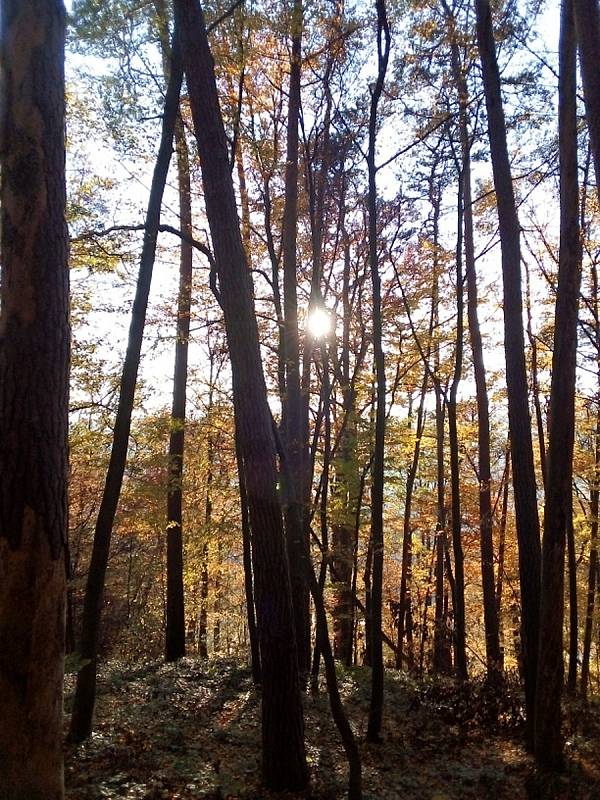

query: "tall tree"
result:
(443, 0), (502, 680)
(535, 0), (580, 769)
(172, 0), (308, 790)
(0, 2), (69, 797)
(366, 0), (391, 744)
(281, 0), (311, 675)
(69, 37), (183, 743)
(474, 0), (541, 745)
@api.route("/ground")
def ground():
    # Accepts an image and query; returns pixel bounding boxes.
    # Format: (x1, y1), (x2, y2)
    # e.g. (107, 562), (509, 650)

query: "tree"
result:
(534, 0), (581, 770)
(474, 0), (542, 746)
(442, 0), (502, 680)
(281, 0), (311, 675)
(0, 1), (69, 797)
(69, 36), (183, 743)
(172, 0), (308, 790)
(366, 0), (391, 744)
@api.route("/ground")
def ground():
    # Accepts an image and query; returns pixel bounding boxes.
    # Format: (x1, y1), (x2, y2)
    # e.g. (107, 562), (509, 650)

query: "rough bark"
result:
(474, 0), (541, 746)
(173, 1), (307, 789)
(69, 39), (183, 743)
(534, 0), (580, 769)
(0, 2), (69, 797)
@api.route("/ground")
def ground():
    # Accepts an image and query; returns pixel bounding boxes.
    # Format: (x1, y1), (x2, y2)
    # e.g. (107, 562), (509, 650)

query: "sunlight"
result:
(306, 306), (331, 339)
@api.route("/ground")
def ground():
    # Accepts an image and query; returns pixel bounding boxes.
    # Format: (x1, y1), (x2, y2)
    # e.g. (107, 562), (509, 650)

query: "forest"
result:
(1, 0), (600, 797)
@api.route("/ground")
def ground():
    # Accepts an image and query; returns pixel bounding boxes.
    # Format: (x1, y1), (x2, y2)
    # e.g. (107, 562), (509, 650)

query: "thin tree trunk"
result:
(474, 0), (542, 747)
(308, 566), (362, 799)
(534, 0), (580, 769)
(0, 4), (68, 796)
(397, 373), (428, 670)
(447, 177), (468, 682)
(445, 11), (502, 679)
(281, 0), (310, 676)
(173, 1), (307, 789)
(69, 39), (183, 743)
(165, 116), (193, 662)
(366, 0), (391, 743)
(581, 424), (599, 698)
(236, 426), (261, 684)
(566, 492), (578, 693)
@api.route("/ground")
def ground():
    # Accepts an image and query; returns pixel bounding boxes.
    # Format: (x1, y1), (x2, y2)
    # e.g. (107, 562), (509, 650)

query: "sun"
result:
(306, 307), (332, 339)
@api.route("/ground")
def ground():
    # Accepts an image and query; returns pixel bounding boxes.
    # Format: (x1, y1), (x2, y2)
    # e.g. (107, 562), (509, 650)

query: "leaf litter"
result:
(64, 658), (600, 799)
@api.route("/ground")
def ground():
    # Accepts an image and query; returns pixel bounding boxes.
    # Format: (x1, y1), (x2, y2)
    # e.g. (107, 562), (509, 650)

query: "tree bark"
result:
(173, 1), (307, 789)
(534, 0), (580, 769)
(69, 39), (183, 743)
(474, 0), (542, 747)
(0, 2), (69, 797)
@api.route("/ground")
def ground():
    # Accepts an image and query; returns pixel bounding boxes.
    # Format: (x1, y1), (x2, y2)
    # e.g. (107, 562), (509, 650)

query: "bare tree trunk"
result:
(173, 1), (307, 789)
(281, 0), (310, 676)
(447, 175), (468, 681)
(566, 492), (578, 693)
(444, 12), (502, 679)
(581, 427), (599, 698)
(165, 117), (193, 662)
(69, 38), (183, 744)
(0, 3), (68, 797)
(366, 0), (391, 744)
(236, 426), (261, 684)
(534, 0), (580, 769)
(474, 0), (541, 747)
(397, 372), (428, 670)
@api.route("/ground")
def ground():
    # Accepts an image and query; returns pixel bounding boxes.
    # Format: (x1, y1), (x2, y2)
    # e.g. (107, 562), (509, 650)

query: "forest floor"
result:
(64, 657), (600, 800)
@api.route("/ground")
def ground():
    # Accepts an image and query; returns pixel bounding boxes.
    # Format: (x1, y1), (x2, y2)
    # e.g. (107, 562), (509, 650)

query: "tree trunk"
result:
(581, 425), (599, 698)
(165, 116), (193, 662)
(236, 426), (261, 684)
(281, 0), (311, 676)
(69, 40), (183, 743)
(397, 372), (428, 670)
(534, 0), (580, 769)
(366, 0), (391, 744)
(173, 1), (307, 789)
(0, 3), (69, 797)
(447, 178), (468, 682)
(566, 493), (578, 693)
(445, 15), (502, 680)
(474, 0), (542, 747)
